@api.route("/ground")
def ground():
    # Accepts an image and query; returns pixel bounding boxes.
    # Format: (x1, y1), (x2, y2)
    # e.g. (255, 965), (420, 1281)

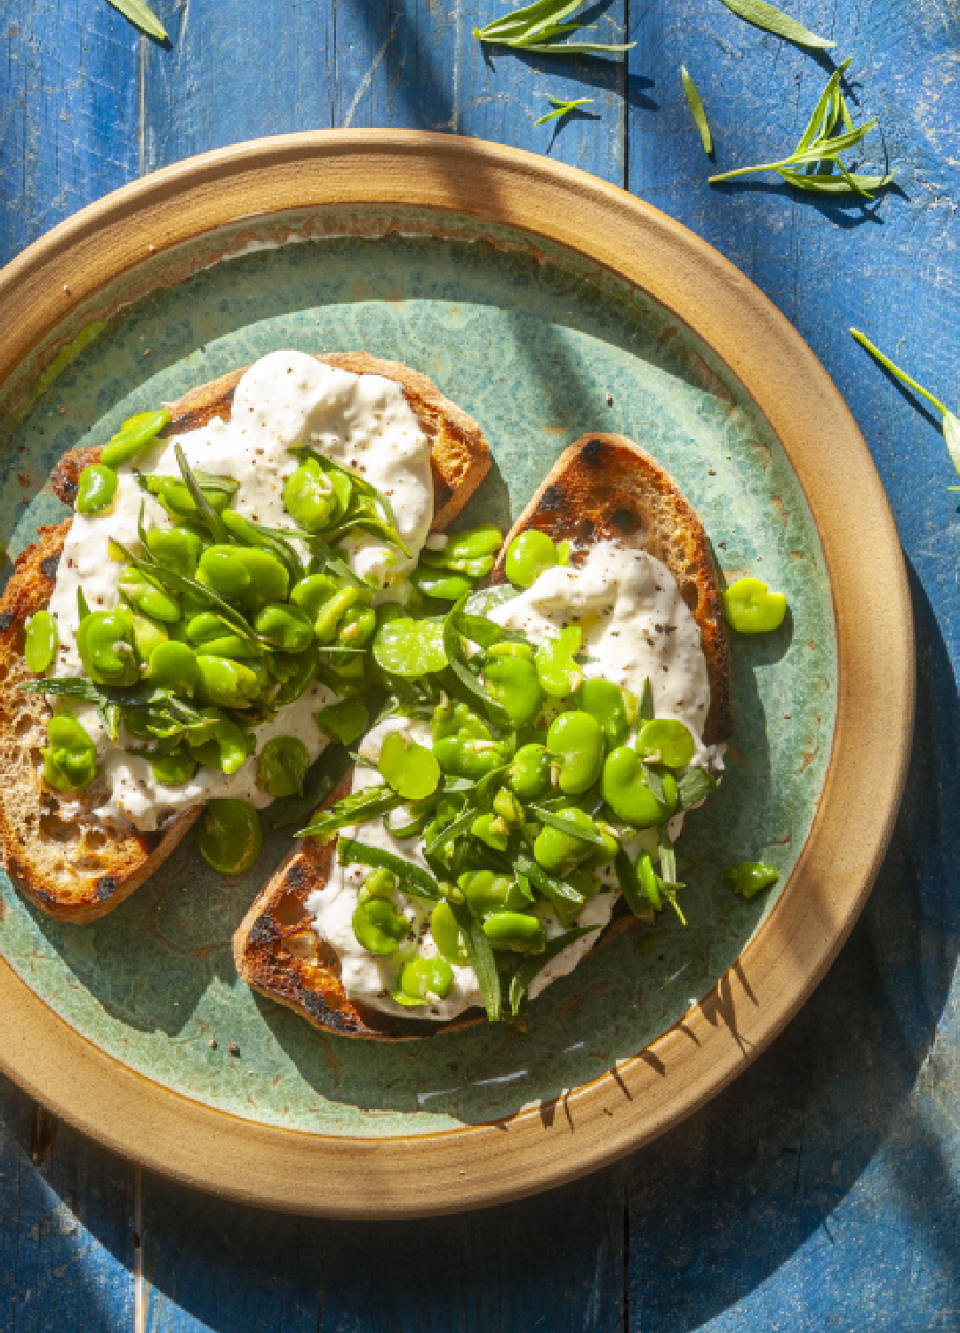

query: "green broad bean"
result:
(188, 714), (250, 775)
(358, 867), (398, 902)
(195, 654), (269, 708)
(75, 464), (118, 516)
(337, 604), (376, 646)
(326, 604), (376, 667)
(430, 901), (468, 965)
(636, 718), (696, 770)
(378, 730), (441, 801)
(602, 746), (671, 828)
(271, 646), (319, 706)
(77, 608), (139, 686)
(535, 625), (582, 697)
(186, 611), (259, 660)
(352, 897), (409, 955)
(282, 458), (339, 531)
(492, 786), (523, 825)
(145, 526), (202, 578)
(484, 656), (542, 727)
(256, 735), (310, 798)
(99, 409), (169, 468)
(313, 587), (360, 643)
(315, 698), (369, 746)
(546, 709), (605, 795)
(197, 545), (290, 612)
(253, 602), (314, 653)
(289, 573), (338, 619)
(151, 477), (232, 522)
(420, 549), (495, 579)
(427, 525), (503, 563)
(507, 743), (552, 801)
(470, 812), (510, 851)
(482, 911), (546, 954)
(504, 529), (559, 588)
(24, 610), (58, 673)
(146, 640), (199, 690)
(42, 713), (97, 794)
(534, 807), (615, 876)
(398, 956), (454, 1002)
(458, 870), (530, 915)
(486, 641), (534, 661)
(151, 749), (198, 787)
(723, 577), (787, 634)
(197, 799), (262, 874)
(411, 569), (474, 602)
(433, 734), (507, 779)
(724, 861), (779, 899)
(431, 698), (491, 744)
(580, 677), (629, 749)
(372, 615), (447, 676)
(636, 851), (662, 910)
(119, 567), (180, 623)
(131, 613), (168, 662)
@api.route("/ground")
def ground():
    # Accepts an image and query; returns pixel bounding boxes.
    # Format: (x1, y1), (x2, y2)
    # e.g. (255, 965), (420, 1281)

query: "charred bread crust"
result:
(233, 433), (733, 1038)
(491, 434), (732, 746)
(3, 354), (491, 921)
(233, 777), (478, 1040)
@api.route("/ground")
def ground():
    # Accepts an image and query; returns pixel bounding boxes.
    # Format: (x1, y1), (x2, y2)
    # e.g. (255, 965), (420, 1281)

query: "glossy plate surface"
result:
(0, 132), (912, 1216)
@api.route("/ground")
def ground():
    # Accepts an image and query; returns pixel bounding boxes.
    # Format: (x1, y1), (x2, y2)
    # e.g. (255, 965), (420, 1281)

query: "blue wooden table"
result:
(1, 2), (958, 1328)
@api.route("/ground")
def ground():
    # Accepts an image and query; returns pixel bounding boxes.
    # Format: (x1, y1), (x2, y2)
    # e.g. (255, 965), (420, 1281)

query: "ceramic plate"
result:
(0, 133), (912, 1216)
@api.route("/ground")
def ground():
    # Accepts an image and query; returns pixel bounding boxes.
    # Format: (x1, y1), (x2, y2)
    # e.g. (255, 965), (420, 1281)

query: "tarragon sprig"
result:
(709, 60), (895, 198)
(474, 0), (635, 55)
(534, 94), (595, 126)
(850, 329), (960, 484)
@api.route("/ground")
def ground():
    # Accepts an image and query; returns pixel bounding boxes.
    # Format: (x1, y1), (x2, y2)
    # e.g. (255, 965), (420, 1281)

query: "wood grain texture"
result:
(0, 0), (958, 1326)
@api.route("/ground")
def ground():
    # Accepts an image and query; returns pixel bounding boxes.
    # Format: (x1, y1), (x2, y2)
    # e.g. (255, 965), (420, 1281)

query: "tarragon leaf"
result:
(105, 0), (167, 41)
(681, 66), (713, 154)
(715, 0), (835, 49)
(297, 784), (403, 840)
(337, 836), (444, 902)
(448, 898), (502, 1021)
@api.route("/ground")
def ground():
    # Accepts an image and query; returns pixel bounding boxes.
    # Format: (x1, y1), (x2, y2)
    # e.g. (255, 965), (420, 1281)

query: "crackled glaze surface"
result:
(0, 215), (835, 1136)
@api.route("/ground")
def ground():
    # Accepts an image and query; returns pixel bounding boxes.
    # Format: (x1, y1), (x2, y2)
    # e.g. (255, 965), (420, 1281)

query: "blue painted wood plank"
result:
(624, 5), (960, 1327)
(627, 0), (960, 669)
(137, 1166), (625, 1332)
(139, 0), (625, 185)
(0, 0), (141, 267)
(0, 1072), (135, 1332)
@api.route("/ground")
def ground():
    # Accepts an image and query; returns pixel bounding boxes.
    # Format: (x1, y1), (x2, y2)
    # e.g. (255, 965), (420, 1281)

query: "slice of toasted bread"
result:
(0, 354), (491, 923)
(490, 434), (731, 746)
(232, 432), (732, 1039)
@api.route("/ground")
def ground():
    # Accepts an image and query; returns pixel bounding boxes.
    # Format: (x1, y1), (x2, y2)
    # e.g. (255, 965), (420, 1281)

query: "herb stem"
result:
(849, 328), (948, 417)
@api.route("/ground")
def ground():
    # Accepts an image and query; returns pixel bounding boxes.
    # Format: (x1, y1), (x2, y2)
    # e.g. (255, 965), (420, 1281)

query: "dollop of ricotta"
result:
(308, 540), (720, 1022)
(46, 350), (433, 831)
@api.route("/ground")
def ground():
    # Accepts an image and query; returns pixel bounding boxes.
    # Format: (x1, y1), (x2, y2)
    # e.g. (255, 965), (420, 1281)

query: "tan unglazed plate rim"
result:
(0, 131), (913, 1218)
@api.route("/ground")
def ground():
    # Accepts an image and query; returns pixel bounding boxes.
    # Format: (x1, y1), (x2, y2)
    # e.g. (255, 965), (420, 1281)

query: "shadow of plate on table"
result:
(622, 563), (960, 1330)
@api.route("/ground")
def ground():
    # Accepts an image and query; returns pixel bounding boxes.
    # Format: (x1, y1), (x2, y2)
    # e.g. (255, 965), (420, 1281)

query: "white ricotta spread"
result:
(46, 350), (433, 831)
(308, 540), (721, 1022)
